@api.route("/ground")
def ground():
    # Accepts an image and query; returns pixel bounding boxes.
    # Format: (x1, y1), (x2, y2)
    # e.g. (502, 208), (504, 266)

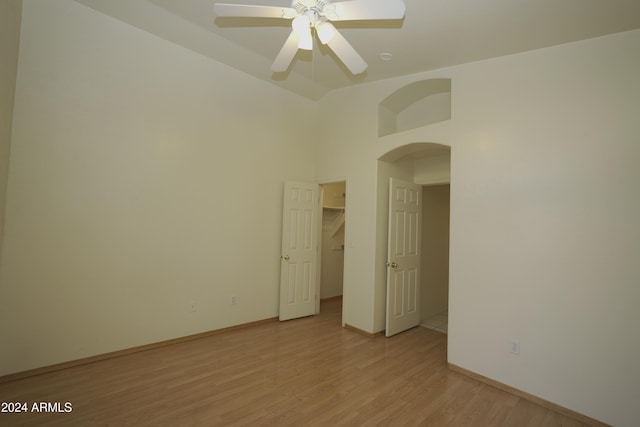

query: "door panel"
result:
(386, 178), (421, 337)
(279, 181), (319, 321)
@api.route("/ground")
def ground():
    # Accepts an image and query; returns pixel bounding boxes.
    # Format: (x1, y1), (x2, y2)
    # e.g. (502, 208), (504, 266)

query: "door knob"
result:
(281, 255), (290, 260)
(386, 261), (398, 268)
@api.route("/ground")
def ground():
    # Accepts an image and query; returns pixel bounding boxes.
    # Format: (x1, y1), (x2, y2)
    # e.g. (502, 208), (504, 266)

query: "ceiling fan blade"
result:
(326, 29), (367, 74)
(214, 4), (297, 19)
(330, 0), (405, 21)
(271, 31), (300, 72)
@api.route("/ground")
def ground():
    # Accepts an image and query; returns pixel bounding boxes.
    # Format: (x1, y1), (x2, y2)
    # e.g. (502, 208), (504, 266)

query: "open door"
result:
(279, 181), (319, 321)
(386, 178), (421, 336)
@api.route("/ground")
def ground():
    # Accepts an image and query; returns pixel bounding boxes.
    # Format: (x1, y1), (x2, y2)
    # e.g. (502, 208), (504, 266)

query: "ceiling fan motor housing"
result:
(292, 0), (336, 22)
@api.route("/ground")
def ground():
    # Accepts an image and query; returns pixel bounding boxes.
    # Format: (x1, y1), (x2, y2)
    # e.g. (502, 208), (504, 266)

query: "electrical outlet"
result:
(510, 339), (520, 355)
(190, 302), (197, 313)
(231, 295), (237, 305)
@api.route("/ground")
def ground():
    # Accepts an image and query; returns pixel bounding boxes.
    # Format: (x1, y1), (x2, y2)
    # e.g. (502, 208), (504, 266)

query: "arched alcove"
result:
(378, 79), (452, 137)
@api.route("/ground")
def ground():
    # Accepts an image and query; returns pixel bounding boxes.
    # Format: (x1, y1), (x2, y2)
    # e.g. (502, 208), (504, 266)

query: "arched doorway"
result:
(375, 142), (451, 336)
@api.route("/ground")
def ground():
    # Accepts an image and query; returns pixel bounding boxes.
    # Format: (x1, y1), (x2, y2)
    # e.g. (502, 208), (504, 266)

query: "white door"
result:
(279, 181), (319, 321)
(386, 178), (421, 337)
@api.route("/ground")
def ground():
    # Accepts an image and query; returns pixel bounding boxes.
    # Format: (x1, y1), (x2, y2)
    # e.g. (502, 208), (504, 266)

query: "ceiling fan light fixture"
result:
(316, 21), (335, 44)
(214, 0), (406, 75)
(292, 14), (313, 50)
(292, 14), (310, 35)
(298, 33), (313, 50)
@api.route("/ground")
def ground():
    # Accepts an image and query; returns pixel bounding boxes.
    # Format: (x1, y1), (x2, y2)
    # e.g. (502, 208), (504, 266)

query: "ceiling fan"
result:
(213, 0), (406, 75)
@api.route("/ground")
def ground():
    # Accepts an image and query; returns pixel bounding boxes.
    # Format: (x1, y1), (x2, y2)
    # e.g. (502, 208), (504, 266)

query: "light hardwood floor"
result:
(0, 299), (598, 426)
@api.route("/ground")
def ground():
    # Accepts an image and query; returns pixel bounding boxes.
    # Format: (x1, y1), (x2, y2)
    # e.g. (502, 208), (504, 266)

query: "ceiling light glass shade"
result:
(292, 15), (310, 36)
(316, 21), (335, 44)
(298, 32), (313, 50)
(292, 14), (313, 50)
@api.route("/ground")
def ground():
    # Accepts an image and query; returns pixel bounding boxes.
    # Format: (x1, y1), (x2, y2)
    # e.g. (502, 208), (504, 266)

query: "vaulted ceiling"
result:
(76, 0), (640, 100)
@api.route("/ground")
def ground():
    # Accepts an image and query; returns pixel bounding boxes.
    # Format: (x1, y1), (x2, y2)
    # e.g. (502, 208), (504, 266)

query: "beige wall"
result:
(0, 0), (316, 376)
(414, 154), (450, 185)
(315, 30), (640, 427)
(0, 0), (22, 264)
(420, 184), (449, 318)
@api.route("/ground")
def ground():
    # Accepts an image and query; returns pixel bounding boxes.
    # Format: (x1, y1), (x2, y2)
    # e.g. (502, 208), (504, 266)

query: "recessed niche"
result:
(378, 79), (451, 137)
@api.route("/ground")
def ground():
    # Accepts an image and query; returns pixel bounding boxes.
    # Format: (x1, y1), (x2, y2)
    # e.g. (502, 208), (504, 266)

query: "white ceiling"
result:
(76, 0), (640, 100)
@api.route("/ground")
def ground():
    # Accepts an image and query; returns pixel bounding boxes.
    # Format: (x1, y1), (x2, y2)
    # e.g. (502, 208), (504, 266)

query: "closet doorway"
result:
(317, 182), (346, 318)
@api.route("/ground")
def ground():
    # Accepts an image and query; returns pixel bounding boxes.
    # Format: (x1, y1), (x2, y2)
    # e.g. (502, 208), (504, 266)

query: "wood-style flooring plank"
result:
(0, 300), (603, 426)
